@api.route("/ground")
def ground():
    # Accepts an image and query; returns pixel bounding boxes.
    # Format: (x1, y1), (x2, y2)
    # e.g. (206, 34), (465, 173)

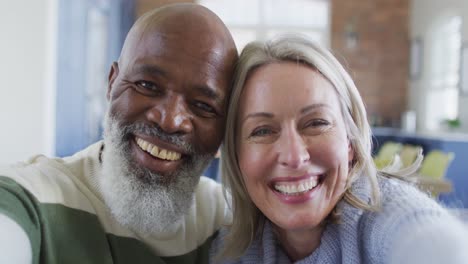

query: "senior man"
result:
(0, 3), (237, 263)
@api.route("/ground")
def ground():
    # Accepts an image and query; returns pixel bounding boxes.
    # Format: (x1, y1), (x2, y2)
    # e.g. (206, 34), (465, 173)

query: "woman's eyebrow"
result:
(241, 112), (274, 126)
(300, 103), (329, 114)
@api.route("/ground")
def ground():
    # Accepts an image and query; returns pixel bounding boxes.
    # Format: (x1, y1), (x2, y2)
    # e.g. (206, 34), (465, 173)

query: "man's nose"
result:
(146, 95), (193, 135)
(277, 127), (310, 169)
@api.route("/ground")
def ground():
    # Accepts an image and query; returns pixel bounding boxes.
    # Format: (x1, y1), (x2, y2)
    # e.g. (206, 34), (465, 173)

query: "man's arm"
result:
(0, 213), (32, 263)
(0, 176), (41, 263)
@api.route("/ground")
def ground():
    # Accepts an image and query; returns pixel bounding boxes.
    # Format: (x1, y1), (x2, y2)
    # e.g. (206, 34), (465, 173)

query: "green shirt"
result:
(0, 142), (229, 263)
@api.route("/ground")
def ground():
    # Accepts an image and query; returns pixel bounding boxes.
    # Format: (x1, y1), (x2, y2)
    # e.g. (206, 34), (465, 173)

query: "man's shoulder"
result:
(195, 176), (222, 198)
(0, 142), (103, 213)
(0, 153), (69, 199)
(0, 141), (102, 180)
(194, 176), (229, 224)
(176, 176), (230, 249)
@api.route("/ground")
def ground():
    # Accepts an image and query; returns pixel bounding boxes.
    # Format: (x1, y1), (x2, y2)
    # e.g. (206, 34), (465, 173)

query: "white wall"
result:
(410, 0), (468, 132)
(0, 0), (56, 164)
(458, 6), (468, 132)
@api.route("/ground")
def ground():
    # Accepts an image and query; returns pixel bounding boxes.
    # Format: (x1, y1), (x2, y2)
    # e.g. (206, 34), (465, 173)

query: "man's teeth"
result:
(136, 138), (182, 161)
(274, 178), (318, 195)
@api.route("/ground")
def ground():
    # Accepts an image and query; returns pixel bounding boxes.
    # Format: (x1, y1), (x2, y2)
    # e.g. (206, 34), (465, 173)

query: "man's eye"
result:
(194, 101), (216, 114)
(134, 80), (161, 95)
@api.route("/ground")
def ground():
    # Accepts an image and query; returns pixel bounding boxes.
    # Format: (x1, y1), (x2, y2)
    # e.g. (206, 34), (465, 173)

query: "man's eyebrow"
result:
(241, 112), (274, 126)
(300, 103), (329, 114)
(133, 64), (167, 77)
(194, 86), (222, 102)
(132, 65), (222, 101)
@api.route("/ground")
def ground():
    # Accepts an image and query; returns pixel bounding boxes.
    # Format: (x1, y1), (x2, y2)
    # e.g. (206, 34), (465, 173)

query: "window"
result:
(425, 15), (461, 130)
(198, 0), (330, 50)
(55, 0), (134, 156)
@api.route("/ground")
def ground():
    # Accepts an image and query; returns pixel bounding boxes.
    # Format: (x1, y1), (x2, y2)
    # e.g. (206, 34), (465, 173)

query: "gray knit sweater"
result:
(211, 176), (468, 264)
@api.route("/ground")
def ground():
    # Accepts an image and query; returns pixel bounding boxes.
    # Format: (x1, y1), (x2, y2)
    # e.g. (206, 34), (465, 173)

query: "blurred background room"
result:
(1, 0), (468, 211)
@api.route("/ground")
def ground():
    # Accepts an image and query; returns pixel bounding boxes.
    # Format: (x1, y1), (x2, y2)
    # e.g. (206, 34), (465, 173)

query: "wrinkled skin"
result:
(100, 4), (238, 234)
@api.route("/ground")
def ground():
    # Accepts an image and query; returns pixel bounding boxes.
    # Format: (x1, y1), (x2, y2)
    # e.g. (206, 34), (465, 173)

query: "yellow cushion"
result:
(400, 145), (423, 168)
(419, 150), (454, 179)
(373, 142), (402, 169)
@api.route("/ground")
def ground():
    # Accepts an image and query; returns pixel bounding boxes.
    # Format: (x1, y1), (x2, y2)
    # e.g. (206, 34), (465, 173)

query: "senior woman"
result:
(210, 35), (468, 264)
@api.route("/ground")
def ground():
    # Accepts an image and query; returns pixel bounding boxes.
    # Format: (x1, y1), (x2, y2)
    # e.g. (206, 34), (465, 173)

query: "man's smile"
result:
(130, 135), (189, 176)
(136, 137), (182, 161)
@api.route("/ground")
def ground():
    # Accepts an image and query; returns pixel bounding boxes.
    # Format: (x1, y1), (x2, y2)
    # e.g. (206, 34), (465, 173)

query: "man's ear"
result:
(107, 62), (119, 100)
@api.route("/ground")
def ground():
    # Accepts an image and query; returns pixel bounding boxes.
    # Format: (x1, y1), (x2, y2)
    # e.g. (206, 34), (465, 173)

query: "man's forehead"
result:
(127, 29), (229, 71)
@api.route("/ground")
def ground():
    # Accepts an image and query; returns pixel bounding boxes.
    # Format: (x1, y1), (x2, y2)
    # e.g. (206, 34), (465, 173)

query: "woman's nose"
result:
(276, 127), (310, 169)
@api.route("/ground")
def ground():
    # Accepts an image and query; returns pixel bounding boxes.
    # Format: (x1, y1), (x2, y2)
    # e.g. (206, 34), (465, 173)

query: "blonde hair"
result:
(219, 35), (382, 260)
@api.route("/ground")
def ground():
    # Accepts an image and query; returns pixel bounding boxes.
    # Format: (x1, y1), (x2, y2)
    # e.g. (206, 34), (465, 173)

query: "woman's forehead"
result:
(240, 63), (339, 109)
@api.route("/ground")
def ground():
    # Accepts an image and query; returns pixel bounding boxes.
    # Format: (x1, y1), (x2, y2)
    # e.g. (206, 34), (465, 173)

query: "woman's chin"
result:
(271, 212), (325, 233)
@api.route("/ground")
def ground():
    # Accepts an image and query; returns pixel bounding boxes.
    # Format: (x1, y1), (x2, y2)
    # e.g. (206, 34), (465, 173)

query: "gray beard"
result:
(99, 113), (213, 235)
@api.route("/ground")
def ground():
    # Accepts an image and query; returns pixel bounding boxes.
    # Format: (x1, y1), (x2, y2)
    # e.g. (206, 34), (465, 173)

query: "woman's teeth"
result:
(274, 178), (318, 195)
(136, 138), (181, 161)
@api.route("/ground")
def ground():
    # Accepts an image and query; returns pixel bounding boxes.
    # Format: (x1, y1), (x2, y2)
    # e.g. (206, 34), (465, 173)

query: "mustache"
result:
(118, 121), (194, 154)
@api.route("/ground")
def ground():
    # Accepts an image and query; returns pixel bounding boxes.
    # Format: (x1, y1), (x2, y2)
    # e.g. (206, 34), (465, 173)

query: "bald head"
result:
(119, 3), (237, 70)
(134, 3), (231, 38)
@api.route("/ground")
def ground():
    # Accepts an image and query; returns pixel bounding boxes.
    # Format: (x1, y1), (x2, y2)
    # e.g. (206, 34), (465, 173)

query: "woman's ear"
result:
(348, 140), (355, 163)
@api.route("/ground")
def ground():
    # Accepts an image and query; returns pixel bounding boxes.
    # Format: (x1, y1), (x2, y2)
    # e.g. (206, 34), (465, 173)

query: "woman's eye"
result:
(250, 127), (274, 137)
(306, 119), (330, 127)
